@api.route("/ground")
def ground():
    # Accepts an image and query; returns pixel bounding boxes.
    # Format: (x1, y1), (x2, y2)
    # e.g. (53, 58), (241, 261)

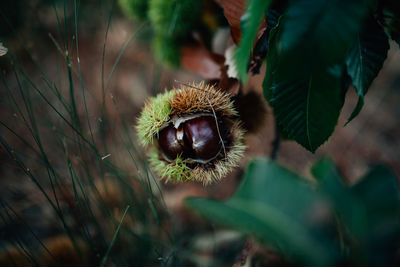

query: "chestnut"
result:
(158, 125), (185, 161)
(184, 116), (222, 161)
(157, 116), (222, 162)
(137, 81), (246, 184)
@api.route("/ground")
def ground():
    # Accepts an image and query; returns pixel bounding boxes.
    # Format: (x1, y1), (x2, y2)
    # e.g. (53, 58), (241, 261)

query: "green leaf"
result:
(380, 1), (400, 46)
(270, 67), (344, 152)
(312, 159), (400, 265)
(119, 0), (148, 20)
(351, 165), (400, 265)
(351, 165), (400, 233)
(262, 0), (372, 151)
(278, 0), (370, 70)
(345, 16), (389, 124)
(264, 24), (345, 152)
(234, 0), (272, 82)
(186, 158), (338, 266)
(311, 158), (368, 240)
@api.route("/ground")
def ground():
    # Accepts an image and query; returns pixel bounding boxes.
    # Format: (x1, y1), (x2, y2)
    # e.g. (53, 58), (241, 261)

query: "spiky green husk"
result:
(153, 35), (181, 67)
(137, 82), (247, 185)
(136, 90), (174, 146)
(148, 148), (193, 183)
(119, 0), (148, 20)
(170, 81), (237, 117)
(148, 0), (201, 38)
(148, 0), (202, 67)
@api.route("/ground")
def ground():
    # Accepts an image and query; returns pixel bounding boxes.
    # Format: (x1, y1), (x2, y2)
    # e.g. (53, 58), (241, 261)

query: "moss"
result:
(136, 90), (174, 146)
(118, 0), (148, 20)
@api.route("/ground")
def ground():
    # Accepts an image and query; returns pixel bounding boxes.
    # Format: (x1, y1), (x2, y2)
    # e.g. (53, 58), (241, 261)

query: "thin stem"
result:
(100, 205), (130, 266)
(270, 120), (281, 160)
(233, 238), (252, 267)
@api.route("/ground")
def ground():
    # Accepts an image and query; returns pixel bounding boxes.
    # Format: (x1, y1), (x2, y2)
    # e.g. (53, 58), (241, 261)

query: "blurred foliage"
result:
(119, 0), (207, 67)
(234, 0), (272, 82)
(187, 158), (400, 266)
(379, 0), (400, 46)
(148, 0), (202, 67)
(119, 0), (148, 20)
(234, 0), (399, 152)
(0, 0), (25, 38)
(148, 0), (201, 38)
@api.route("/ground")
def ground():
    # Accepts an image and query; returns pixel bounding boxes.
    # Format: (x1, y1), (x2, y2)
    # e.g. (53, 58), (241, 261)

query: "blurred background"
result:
(0, 0), (399, 266)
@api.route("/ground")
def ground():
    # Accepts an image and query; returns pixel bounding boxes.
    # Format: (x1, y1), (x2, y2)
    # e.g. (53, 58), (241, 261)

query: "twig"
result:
(233, 238), (252, 267)
(270, 120), (280, 160)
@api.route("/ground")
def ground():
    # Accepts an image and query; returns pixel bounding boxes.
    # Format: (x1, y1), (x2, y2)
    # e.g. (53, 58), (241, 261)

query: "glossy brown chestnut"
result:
(184, 116), (222, 161)
(158, 126), (184, 161)
(158, 116), (223, 162)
